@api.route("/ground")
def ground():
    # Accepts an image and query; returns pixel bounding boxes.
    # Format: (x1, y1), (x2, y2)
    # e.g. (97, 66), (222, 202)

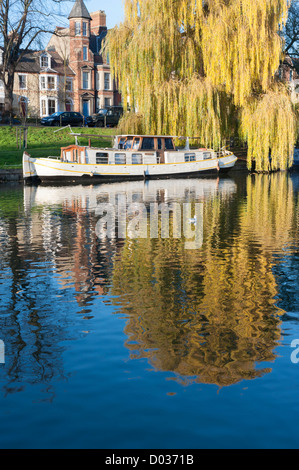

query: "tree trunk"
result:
(4, 72), (15, 119)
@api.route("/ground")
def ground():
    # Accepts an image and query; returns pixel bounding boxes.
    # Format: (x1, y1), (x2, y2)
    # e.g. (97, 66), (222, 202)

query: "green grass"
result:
(0, 126), (115, 168)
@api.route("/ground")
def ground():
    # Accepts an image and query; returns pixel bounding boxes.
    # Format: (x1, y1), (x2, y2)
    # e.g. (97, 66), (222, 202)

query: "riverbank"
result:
(0, 126), (114, 168)
(0, 168), (23, 182)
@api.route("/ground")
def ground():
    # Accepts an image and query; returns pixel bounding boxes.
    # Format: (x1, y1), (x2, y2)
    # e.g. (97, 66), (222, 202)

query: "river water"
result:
(0, 172), (299, 449)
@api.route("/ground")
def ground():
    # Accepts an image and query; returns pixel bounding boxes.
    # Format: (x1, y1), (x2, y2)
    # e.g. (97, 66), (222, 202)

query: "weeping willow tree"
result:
(106, 0), (297, 171)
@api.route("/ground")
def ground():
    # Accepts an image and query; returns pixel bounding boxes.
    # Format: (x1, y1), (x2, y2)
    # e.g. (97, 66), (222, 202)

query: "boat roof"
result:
(116, 135), (176, 139)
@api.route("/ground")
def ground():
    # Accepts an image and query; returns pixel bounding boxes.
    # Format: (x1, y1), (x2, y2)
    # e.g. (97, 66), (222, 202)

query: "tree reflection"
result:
(110, 174), (294, 386)
(0, 174), (296, 391)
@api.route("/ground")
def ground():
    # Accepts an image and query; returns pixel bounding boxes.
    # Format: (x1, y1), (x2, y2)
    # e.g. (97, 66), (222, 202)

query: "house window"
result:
(104, 73), (110, 90)
(82, 71), (89, 89)
(48, 99), (56, 115)
(75, 22), (81, 36)
(66, 79), (72, 91)
(19, 75), (27, 89)
(48, 76), (55, 90)
(41, 99), (46, 116)
(82, 22), (87, 36)
(40, 76), (46, 89)
(83, 46), (88, 61)
(40, 55), (49, 68)
(104, 97), (111, 107)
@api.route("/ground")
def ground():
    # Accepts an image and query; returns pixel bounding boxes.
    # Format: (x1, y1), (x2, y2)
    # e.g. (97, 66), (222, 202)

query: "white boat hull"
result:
(23, 151), (237, 184)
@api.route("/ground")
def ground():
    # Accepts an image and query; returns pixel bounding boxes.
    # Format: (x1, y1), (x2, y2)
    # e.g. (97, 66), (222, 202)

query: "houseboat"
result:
(23, 134), (237, 184)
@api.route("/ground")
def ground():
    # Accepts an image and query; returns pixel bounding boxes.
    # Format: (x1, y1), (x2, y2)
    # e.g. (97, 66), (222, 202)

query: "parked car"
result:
(86, 106), (123, 127)
(40, 111), (84, 127)
(0, 113), (21, 125)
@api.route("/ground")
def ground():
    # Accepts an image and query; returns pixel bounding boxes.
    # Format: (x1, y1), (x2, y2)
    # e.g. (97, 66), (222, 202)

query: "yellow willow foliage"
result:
(241, 86), (296, 172)
(118, 77), (236, 149)
(244, 173), (295, 248)
(106, 0), (295, 170)
(201, 0), (289, 106)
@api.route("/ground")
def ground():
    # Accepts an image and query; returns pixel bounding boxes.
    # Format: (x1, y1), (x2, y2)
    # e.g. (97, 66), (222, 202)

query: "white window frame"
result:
(104, 72), (110, 90)
(40, 54), (50, 68)
(40, 76), (46, 90)
(82, 22), (87, 36)
(82, 71), (90, 90)
(65, 78), (73, 92)
(96, 71), (100, 90)
(75, 21), (81, 36)
(47, 75), (56, 90)
(18, 74), (27, 90)
(41, 98), (47, 116)
(48, 98), (56, 115)
(39, 74), (56, 91)
(83, 46), (88, 61)
(40, 96), (57, 117)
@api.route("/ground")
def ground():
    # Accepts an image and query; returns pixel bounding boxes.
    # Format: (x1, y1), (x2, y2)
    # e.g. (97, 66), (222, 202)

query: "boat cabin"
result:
(60, 135), (214, 166)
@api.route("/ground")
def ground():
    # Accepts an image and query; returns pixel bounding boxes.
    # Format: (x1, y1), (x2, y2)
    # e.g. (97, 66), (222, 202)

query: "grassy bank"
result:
(0, 126), (115, 168)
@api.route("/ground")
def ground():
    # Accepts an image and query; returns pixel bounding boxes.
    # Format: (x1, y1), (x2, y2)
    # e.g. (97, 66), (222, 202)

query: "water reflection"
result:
(0, 174), (297, 390)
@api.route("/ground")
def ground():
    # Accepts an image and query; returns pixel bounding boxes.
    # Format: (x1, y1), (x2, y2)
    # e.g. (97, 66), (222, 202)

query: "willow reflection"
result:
(0, 174), (295, 391)
(110, 174), (295, 386)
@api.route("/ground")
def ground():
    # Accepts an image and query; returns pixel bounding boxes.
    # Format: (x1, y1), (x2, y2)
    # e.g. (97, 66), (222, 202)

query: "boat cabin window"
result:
(165, 138), (174, 150)
(203, 152), (211, 160)
(118, 137), (126, 149)
(96, 152), (109, 164)
(115, 153), (126, 164)
(132, 137), (140, 149)
(184, 153), (196, 162)
(132, 153), (142, 164)
(141, 137), (155, 150)
(124, 137), (134, 149)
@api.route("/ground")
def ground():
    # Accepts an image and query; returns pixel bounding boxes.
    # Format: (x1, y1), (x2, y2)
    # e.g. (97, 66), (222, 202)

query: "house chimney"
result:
(90, 10), (106, 36)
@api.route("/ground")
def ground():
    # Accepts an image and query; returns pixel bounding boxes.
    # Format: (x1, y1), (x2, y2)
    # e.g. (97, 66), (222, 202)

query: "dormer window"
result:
(40, 53), (50, 68)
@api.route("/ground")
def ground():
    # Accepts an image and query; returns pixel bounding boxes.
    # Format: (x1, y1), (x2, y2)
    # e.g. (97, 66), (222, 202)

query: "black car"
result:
(0, 114), (21, 125)
(86, 107), (123, 127)
(40, 111), (84, 127)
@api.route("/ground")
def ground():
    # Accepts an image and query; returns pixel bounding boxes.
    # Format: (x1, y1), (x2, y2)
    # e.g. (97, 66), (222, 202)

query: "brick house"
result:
(47, 0), (121, 117)
(277, 55), (299, 104)
(0, 0), (121, 118)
